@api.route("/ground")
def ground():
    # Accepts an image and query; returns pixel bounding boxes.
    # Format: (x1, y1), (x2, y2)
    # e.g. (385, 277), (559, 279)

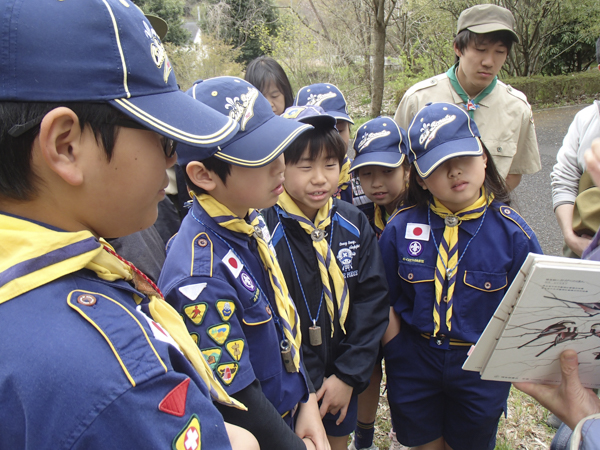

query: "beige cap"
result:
(457, 4), (519, 43)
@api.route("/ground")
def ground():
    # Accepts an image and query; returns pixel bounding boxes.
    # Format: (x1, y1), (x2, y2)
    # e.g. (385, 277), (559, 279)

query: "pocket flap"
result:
(242, 298), (274, 326)
(463, 270), (507, 292)
(398, 263), (434, 283)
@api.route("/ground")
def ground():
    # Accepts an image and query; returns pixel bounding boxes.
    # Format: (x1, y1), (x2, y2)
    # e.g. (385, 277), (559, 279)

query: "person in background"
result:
(245, 56), (294, 116)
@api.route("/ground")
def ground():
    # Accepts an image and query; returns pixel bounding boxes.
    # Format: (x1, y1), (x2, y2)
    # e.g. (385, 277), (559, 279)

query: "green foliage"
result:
(132, 0), (191, 46)
(164, 37), (244, 91)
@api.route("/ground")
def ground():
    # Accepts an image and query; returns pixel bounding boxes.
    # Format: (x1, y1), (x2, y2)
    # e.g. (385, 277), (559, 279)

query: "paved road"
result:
(511, 104), (588, 256)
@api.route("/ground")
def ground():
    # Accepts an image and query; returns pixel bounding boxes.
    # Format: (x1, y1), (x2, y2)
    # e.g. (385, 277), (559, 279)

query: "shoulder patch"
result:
(159, 377), (190, 417)
(183, 302), (208, 325)
(172, 413), (201, 450)
(499, 206), (533, 239)
(190, 232), (213, 277)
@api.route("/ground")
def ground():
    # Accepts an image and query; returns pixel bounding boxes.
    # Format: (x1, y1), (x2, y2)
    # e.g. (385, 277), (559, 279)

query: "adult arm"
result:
(555, 204), (593, 257)
(508, 101), (541, 177)
(505, 174), (522, 191)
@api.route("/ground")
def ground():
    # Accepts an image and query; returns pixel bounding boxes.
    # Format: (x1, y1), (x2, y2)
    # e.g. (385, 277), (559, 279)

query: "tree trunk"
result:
(370, 0), (386, 117)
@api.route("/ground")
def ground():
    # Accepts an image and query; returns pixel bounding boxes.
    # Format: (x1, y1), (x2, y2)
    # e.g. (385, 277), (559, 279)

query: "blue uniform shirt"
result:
(158, 199), (310, 416)
(379, 201), (543, 344)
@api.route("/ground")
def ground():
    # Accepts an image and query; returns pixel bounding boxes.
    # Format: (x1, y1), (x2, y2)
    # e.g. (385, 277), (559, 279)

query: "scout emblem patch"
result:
(216, 362), (239, 385)
(201, 347), (222, 369)
(222, 250), (243, 278)
(207, 323), (231, 345)
(405, 223), (430, 241)
(225, 339), (245, 361)
(184, 302), (208, 325)
(216, 300), (236, 321)
(178, 282), (207, 301)
(239, 271), (256, 292)
(407, 241), (423, 257)
(172, 414), (201, 450)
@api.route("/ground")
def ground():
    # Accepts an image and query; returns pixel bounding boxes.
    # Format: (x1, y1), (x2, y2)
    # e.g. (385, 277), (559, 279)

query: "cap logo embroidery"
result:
(306, 91), (336, 106)
(225, 87), (259, 131)
(358, 130), (391, 151)
(143, 21), (171, 83)
(419, 114), (456, 149)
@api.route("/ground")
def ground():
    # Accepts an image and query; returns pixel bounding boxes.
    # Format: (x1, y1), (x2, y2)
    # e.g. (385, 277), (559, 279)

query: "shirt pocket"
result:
(397, 262), (436, 330)
(459, 270), (507, 334)
(483, 138), (517, 177)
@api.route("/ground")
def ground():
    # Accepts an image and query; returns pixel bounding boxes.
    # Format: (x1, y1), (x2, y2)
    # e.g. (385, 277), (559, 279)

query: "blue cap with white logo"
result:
(177, 77), (313, 167)
(294, 83), (354, 125)
(350, 116), (407, 172)
(0, 0), (238, 148)
(407, 103), (482, 178)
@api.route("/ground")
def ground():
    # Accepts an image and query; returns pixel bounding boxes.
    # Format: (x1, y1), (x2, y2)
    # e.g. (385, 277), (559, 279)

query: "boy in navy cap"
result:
(0, 1), (258, 449)
(263, 105), (389, 450)
(158, 77), (329, 450)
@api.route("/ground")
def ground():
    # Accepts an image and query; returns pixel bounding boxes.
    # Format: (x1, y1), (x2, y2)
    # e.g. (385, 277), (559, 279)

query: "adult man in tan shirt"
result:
(395, 4), (540, 191)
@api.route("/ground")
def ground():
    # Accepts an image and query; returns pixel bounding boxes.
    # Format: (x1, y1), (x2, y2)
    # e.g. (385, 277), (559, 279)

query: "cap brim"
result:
(214, 115), (313, 167)
(298, 115), (337, 129)
(332, 113), (354, 125)
(414, 137), (482, 178)
(111, 90), (239, 148)
(350, 152), (405, 172)
(467, 23), (519, 43)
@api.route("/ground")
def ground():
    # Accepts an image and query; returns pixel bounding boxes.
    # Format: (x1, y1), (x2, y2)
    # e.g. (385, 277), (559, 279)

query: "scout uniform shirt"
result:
(0, 213), (232, 450)
(379, 201), (543, 344)
(394, 73), (540, 179)
(158, 199), (310, 416)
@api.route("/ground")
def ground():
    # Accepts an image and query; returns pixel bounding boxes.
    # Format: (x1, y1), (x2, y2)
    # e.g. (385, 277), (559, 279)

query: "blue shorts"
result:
(321, 391), (359, 437)
(383, 328), (510, 450)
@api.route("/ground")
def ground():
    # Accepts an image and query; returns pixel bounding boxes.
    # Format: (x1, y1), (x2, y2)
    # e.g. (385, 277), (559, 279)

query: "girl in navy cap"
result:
(379, 102), (542, 450)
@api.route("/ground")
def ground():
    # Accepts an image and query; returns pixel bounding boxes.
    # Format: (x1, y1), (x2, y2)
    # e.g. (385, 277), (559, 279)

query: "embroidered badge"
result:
(239, 271), (256, 292)
(222, 250), (243, 278)
(159, 378), (190, 417)
(306, 91), (336, 107)
(216, 300), (236, 321)
(201, 347), (222, 369)
(407, 241), (423, 257)
(357, 130), (391, 152)
(216, 362), (239, 385)
(225, 339), (245, 361)
(207, 323), (231, 345)
(405, 223), (431, 241)
(189, 332), (200, 346)
(143, 21), (172, 84)
(183, 302), (208, 326)
(224, 87), (259, 131)
(178, 283), (207, 301)
(172, 413), (201, 450)
(419, 114), (456, 149)
(336, 248), (355, 271)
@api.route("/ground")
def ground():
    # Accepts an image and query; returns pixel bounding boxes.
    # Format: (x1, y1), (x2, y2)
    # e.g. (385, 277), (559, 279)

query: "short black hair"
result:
(400, 143), (510, 209)
(453, 29), (515, 63)
(596, 36), (600, 65)
(184, 156), (232, 196)
(284, 127), (346, 167)
(245, 56), (294, 110)
(0, 102), (122, 201)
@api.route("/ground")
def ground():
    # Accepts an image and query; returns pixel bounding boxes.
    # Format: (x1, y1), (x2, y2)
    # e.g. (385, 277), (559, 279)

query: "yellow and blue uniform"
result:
(158, 199), (311, 436)
(0, 212), (232, 450)
(379, 201), (542, 449)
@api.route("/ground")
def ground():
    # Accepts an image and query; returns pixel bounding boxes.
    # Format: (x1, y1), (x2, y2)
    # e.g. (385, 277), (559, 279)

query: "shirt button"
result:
(265, 306), (272, 316)
(77, 294), (97, 306)
(443, 295), (447, 302)
(197, 238), (208, 247)
(408, 273), (414, 280)
(497, 147), (502, 152)
(484, 282), (492, 289)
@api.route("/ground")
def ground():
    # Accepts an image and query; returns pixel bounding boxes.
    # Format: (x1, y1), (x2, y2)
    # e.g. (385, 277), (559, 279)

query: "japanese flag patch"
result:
(405, 223), (430, 241)
(222, 250), (243, 278)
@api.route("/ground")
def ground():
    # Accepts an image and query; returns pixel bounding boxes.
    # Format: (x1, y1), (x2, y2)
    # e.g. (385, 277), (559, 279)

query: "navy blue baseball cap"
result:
(295, 83), (354, 125)
(177, 77), (313, 167)
(350, 116), (408, 172)
(281, 105), (337, 129)
(407, 103), (483, 178)
(0, 0), (238, 148)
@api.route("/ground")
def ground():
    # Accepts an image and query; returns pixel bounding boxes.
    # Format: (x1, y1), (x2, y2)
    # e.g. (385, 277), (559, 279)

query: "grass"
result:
(369, 370), (555, 450)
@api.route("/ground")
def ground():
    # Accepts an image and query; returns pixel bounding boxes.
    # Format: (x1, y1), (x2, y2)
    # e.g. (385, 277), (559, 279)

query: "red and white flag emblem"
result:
(222, 250), (243, 278)
(405, 223), (430, 241)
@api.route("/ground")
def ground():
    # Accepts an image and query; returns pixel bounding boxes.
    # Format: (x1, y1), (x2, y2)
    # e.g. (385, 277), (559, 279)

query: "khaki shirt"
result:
(394, 74), (541, 178)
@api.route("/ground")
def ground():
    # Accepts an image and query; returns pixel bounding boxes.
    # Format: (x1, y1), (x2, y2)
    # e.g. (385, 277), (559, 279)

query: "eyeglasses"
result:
(113, 118), (178, 158)
(8, 116), (178, 158)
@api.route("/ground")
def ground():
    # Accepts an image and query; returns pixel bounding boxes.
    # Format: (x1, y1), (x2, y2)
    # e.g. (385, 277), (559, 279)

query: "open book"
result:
(463, 253), (600, 388)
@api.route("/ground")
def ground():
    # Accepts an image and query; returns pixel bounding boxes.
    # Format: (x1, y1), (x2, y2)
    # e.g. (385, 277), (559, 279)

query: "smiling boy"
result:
(394, 4), (540, 191)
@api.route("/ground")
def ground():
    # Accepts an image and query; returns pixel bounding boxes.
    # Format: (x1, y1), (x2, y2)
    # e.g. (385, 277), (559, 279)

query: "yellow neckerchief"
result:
(196, 194), (302, 371)
(277, 190), (349, 336)
(0, 213), (243, 409)
(429, 189), (493, 337)
(335, 155), (352, 198)
(374, 205), (386, 235)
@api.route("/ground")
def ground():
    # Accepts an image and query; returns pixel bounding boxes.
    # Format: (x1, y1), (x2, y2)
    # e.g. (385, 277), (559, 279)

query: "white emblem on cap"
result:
(306, 92), (336, 106)
(419, 114), (456, 149)
(143, 21), (172, 83)
(358, 130), (391, 151)
(225, 87), (259, 131)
